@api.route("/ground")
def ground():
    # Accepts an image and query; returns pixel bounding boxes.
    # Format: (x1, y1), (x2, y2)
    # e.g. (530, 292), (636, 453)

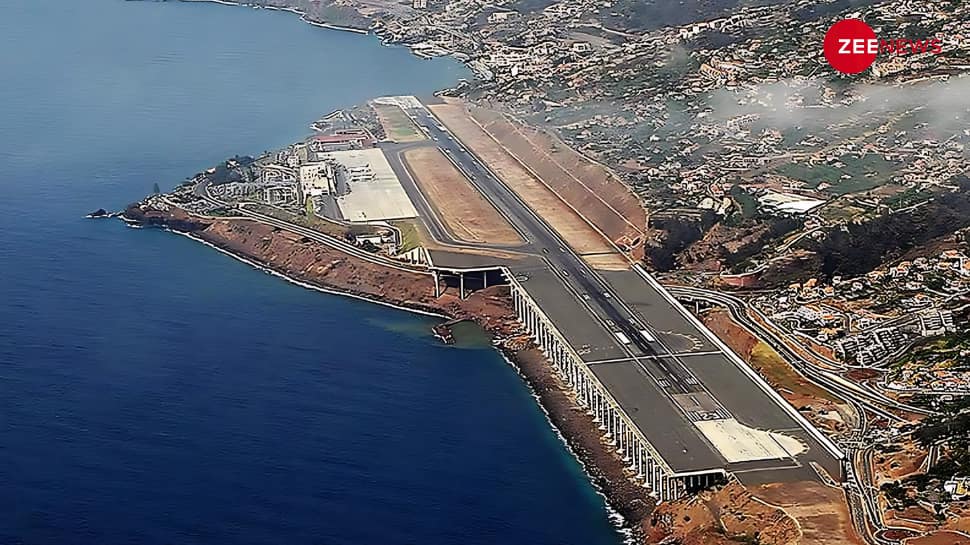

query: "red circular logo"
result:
(823, 19), (877, 74)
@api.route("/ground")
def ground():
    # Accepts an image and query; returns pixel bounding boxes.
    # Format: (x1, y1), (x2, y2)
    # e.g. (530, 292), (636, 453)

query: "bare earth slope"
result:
(402, 147), (522, 246)
(429, 101), (630, 270)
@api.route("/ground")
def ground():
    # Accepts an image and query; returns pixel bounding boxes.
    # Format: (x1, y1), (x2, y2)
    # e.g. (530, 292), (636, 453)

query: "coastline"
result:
(121, 202), (655, 540)
(158, 0), (486, 75)
(171, 0), (371, 34)
(168, 228), (448, 319)
(120, 1), (657, 538)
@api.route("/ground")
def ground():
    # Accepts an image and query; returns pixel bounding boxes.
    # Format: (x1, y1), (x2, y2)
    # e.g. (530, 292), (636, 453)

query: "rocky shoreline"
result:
(123, 200), (657, 540)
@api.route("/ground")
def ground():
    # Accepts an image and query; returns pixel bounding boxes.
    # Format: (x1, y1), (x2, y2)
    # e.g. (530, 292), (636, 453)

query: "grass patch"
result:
(391, 219), (422, 253)
(373, 104), (424, 143)
(250, 203), (349, 239)
(749, 342), (838, 402)
(819, 201), (866, 223)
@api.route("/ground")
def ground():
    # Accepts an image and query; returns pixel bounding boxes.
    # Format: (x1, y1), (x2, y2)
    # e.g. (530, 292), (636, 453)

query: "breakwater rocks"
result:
(503, 344), (657, 539)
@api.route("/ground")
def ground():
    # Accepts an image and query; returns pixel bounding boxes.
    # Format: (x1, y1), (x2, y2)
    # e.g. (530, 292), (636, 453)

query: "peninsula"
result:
(124, 94), (849, 544)
(126, 1), (970, 544)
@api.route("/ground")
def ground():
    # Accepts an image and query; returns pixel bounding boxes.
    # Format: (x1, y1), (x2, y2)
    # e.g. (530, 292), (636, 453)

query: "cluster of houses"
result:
(753, 248), (970, 366)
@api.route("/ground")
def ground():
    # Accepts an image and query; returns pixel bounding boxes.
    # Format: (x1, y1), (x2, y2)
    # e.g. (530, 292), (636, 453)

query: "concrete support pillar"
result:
(459, 272), (465, 300)
(617, 416), (624, 449)
(604, 407), (612, 437)
(623, 427), (632, 461)
(512, 290), (519, 317)
(616, 420), (625, 453)
(433, 271), (440, 298)
(622, 424), (631, 459)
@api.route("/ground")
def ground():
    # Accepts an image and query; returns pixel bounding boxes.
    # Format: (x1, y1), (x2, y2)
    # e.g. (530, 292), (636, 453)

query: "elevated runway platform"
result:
(507, 259), (843, 491)
(395, 95), (843, 499)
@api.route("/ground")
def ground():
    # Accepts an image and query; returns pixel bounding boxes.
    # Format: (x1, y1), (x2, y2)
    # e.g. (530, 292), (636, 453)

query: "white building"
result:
(299, 162), (336, 201)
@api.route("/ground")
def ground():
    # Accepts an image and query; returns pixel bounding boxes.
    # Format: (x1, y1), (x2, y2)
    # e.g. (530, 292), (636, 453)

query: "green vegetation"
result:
(392, 220), (422, 253)
(884, 187), (934, 209)
(749, 342), (837, 403)
(897, 331), (970, 369)
(774, 154), (896, 196)
(812, 181), (970, 277)
(207, 155), (257, 185)
(373, 104), (424, 142)
(916, 396), (970, 481)
(251, 203), (349, 239)
(206, 207), (237, 217)
(881, 480), (917, 509)
(730, 185), (759, 220)
(819, 201), (866, 223)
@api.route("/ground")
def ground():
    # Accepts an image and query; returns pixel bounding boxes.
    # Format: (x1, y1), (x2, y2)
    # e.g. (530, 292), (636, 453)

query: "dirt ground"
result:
(946, 503), (970, 534)
(373, 103), (424, 143)
(905, 531), (970, 545)
(755, 480), (864, 545)
(466, 104), (646, 254)
(402, 147), (522, 246)
(645, 480), (802, 545)
(873, 441), (927, 482)
(393, 217), (527, 264)
(428, 101), (629, 270)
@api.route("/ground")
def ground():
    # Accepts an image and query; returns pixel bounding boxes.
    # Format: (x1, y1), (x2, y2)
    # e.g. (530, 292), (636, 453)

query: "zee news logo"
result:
(823, 19), (944, 74)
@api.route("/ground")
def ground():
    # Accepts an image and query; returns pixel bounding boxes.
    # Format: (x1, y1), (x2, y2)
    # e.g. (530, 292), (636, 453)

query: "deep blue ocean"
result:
(0, 1), (622, 544)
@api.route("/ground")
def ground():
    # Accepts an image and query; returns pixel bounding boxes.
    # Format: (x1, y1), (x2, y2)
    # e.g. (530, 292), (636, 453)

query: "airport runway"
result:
(407, 108), (724, 400)
(395, 102), (843, 478)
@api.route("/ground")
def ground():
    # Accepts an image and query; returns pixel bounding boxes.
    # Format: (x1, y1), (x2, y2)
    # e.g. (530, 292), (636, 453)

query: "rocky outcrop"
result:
(508, 346), (657, 538)
(644, 480), (801, 545)
(123, 203), (212, 232)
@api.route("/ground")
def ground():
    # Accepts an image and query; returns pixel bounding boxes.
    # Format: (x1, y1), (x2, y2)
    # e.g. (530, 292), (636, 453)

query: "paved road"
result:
(666, 285), (933, 419)
(194, 103), (843, 479)
(194, 181), (428, 274)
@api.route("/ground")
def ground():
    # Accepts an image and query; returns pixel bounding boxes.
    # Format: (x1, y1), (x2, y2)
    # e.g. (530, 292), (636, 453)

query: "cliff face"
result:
(123, 203), (516, 323)
(124, 203), (211, 233)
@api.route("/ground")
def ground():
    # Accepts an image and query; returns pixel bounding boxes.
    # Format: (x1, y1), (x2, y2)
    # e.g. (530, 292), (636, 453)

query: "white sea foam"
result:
(496, 351), (639, 544)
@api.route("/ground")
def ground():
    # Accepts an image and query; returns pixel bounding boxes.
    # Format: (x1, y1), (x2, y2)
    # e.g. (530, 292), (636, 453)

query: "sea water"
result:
(0, 1), (622, 543)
